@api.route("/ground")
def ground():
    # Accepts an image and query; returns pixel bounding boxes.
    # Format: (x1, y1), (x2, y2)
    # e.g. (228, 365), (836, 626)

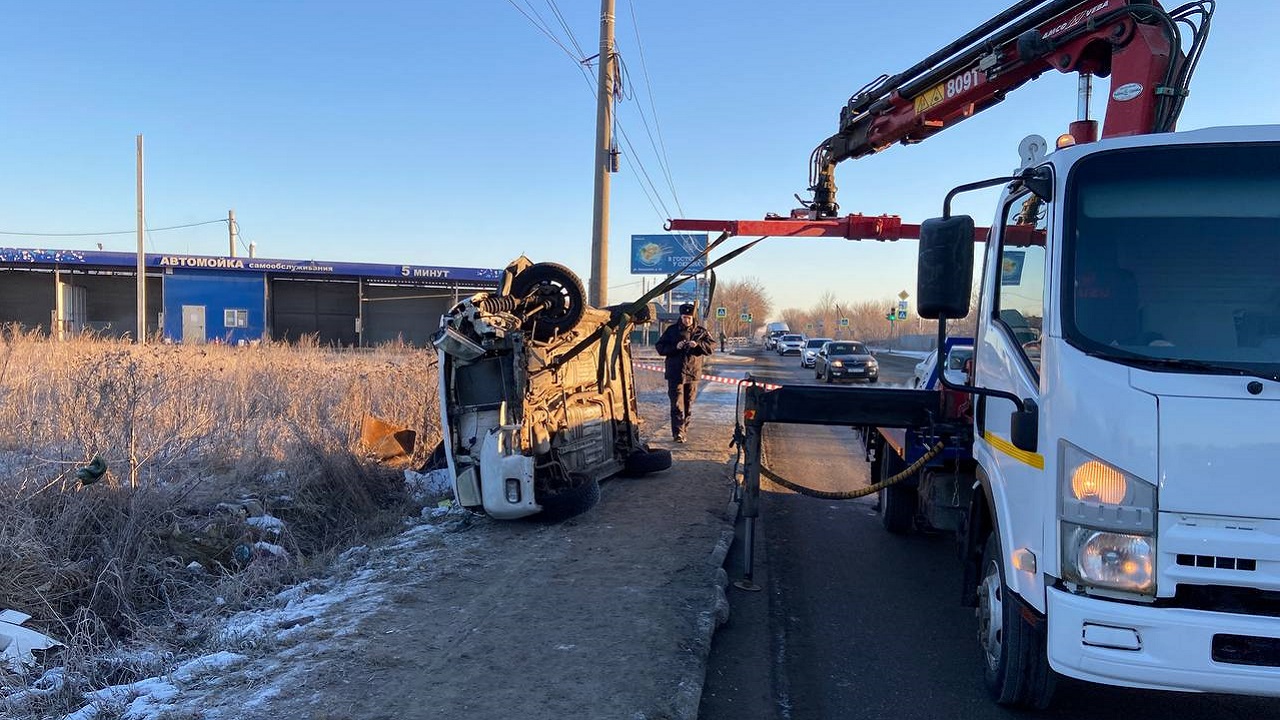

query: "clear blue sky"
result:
(0, 1), (1275, 317)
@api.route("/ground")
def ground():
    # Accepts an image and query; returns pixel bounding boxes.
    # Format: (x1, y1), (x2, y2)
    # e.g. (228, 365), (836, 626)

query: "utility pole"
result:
(228, 209), (238, 257)
(588, 0), (616, 308)
(135, 134), (146, 345)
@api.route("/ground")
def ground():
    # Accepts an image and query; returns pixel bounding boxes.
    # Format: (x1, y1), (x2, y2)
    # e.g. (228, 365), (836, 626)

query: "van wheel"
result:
(977, 532), (1056, 709)
(510, 262), (586, 341)
(622, 447), (673, 476)
(536, 474), (601, 522)
(878, 450), (916, 534)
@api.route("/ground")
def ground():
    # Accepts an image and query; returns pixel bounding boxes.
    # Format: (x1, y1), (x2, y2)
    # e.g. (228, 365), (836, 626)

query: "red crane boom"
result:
(668, 0), (1212, 240)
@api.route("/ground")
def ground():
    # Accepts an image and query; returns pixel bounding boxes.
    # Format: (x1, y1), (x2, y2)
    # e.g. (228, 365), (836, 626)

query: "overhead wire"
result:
(545, 0), (586, 59)
(0, 218), (228, 237)
(504, 0), (582, 65)
(624, 0), (683, 217)
(503, 0), (684, 231)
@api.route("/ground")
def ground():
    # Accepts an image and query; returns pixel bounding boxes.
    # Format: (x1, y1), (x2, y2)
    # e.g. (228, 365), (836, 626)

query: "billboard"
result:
(630, 234), (708, 275)
(668, 277), (700, 304)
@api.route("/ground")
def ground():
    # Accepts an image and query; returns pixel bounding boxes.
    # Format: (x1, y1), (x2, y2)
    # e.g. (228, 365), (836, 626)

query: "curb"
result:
(667, 456), (741, 720)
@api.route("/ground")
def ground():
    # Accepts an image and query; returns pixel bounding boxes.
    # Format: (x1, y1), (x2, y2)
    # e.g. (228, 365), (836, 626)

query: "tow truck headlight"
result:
(1059, 442), (1156, 596)
(1062, 527), (1154, 593)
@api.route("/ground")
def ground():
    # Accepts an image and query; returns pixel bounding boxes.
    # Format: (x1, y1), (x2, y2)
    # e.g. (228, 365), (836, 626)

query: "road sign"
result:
(898, 290), (910, 300)
(740, 313), (750, 322)
(716, 307), (727, 318)
(897, 310), (908, 320)
(839, 317), (849, 327)
(898, 299), (909, 311)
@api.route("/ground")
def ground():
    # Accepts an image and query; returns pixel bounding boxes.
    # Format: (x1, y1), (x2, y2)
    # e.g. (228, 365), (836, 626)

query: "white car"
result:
(775, 334), (805, 356)
(800, 337), (833, 368)
(911, 343), (974, 389)
(434, 256), (672, 521)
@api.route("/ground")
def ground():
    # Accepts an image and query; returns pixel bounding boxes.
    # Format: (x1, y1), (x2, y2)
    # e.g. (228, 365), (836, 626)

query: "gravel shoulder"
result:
(180, 357), (741, 720)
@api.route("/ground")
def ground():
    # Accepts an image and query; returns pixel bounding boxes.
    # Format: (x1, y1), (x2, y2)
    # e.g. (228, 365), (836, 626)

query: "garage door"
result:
(361, 285), (456, 346)
(270, 279), (358, 346)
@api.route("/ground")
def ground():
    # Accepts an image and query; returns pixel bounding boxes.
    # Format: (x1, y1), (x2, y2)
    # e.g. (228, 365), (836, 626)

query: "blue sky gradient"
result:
(0, 1), (1274, 315)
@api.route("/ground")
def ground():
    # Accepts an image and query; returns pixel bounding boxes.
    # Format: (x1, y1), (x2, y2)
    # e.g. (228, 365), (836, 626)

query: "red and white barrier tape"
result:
(633, 362), (782, 390)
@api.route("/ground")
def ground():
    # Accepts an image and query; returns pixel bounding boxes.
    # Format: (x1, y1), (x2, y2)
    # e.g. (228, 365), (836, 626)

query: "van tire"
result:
(622, 447), (673, 476)
(536, 475), (601, 522)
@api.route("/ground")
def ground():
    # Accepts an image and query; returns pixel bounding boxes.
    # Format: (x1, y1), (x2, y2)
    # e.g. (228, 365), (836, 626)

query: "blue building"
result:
(0, 248), (502, 346)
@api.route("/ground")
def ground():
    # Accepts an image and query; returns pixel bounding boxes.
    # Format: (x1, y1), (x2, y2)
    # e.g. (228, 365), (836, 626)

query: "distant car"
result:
(800, 337), (833, 368)
(776, 333), (805, 356)
(814, 340), (878, 383)
(912, 343), (975, 389)
(764, 329), (788, 350)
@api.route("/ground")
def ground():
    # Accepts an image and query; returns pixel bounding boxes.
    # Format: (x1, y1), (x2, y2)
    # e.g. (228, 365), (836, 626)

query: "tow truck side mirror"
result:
(917, 215), (975, 320)
(1011, 398), (1039, 453)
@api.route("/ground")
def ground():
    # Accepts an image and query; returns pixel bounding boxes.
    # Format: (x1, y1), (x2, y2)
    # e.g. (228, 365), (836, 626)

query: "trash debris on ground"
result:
(75, 456), (108, 486)
(0, 609), (63, 673)
(360, 414), (416, 462)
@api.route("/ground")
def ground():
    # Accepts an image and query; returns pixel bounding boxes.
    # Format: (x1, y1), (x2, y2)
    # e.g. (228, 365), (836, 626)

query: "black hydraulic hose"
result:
(890, 0), (1085, 108)
(848, 0), (1067, 115)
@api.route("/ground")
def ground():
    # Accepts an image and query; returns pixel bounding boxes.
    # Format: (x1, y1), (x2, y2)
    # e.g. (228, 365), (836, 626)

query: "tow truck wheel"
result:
(977, 532), (1056, 709)
(878, 450), (916, 534)
(510, 262), (586, 342)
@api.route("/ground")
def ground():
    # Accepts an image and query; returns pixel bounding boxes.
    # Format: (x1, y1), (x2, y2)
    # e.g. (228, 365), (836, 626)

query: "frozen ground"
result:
(5, 363), (744, 720)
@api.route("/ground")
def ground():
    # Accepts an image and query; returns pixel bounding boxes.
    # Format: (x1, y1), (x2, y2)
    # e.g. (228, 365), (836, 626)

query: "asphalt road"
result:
(697, 347), (1280, 720)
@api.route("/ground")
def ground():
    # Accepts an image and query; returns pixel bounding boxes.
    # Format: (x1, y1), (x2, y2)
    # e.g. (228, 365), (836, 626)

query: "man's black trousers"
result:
(667, 380), (697, 438)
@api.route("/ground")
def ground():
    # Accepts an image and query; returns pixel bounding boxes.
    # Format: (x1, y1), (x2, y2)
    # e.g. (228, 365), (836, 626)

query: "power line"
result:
(0, 218), (228, 238)
(545, 0), (586, 59)
(505, 0), (582, 64)
(624, 0), (682, 216)
(616, 122), (673, 219)
(502, 1), (678, 229)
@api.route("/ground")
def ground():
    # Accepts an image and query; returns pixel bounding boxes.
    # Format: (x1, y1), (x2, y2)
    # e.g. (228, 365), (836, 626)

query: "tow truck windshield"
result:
(1064, 143), (1280, 378)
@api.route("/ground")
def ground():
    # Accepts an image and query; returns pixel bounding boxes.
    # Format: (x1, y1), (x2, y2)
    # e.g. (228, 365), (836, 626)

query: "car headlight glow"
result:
(831, 360), (843, 367)
(1059, 441), (1156, 597)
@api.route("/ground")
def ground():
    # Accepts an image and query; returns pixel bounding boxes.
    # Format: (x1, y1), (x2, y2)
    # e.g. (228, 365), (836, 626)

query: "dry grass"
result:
(0, 326), (440, 712)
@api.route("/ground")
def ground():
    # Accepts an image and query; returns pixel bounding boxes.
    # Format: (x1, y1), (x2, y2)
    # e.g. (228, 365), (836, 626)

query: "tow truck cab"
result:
(939, 125), (1280, 698)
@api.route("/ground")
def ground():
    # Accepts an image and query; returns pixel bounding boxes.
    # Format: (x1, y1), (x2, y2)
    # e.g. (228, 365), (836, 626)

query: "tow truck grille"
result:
(1170, 585), (1280, 617)
(1213, 634), (1280, 667)
(1176, 554), (1257, 571)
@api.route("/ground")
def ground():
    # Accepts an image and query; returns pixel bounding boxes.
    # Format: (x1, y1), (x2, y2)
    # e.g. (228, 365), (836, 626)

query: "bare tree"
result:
(712, 277), (773, 339)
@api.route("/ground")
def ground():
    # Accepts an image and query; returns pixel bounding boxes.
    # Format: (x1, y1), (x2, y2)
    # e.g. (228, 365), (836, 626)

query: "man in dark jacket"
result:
(655, 303), (714, 443)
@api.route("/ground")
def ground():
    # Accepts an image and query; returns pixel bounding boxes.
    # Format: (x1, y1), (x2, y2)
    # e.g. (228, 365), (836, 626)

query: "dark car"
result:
(813, 340), (879, 383)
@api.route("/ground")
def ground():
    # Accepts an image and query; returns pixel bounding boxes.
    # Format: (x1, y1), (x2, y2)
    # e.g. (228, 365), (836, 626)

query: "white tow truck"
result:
(673, 0), (1280, 709)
